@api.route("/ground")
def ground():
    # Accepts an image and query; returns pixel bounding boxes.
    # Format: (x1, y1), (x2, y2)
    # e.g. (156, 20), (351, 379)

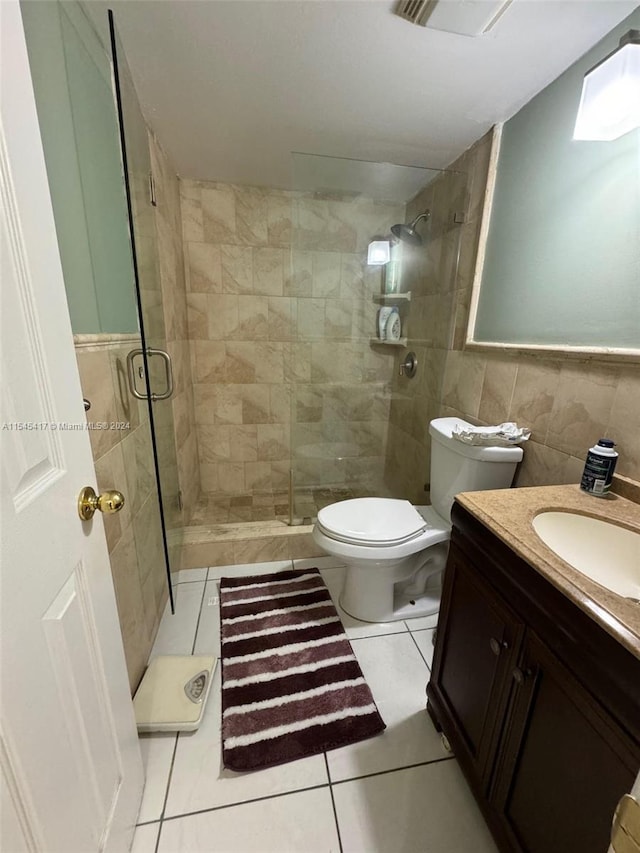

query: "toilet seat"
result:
(317, 498), (427, 547)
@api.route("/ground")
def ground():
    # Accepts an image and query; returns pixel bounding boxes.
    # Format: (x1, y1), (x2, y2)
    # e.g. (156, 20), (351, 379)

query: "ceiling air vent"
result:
(395, 0), (514, 36)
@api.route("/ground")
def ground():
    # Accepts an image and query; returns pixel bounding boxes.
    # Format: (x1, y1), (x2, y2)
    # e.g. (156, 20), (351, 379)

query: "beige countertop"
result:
(455, 482), (640, 660)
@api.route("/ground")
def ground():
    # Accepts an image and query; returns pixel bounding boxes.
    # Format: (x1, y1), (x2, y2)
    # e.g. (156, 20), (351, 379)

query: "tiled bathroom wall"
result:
(180, 180), (402, 502)
(74, 338), (168, 691)
(383, 129), (639, 496)
(150, 134), (199, 519)
(439, 134), (640, 486)
(383, 164), (470, 502)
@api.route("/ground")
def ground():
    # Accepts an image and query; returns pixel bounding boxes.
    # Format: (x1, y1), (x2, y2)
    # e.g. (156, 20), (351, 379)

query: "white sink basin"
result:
(532, 512), (640, 602)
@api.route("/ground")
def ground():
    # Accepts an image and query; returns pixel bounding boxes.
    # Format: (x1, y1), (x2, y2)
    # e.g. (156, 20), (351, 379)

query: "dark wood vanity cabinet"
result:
(427, 502), (640, 853)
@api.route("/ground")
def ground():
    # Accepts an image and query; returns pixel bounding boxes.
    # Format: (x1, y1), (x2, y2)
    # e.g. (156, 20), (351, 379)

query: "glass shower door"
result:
(109, 14), (183, 588)
(288, 153), (454, 520)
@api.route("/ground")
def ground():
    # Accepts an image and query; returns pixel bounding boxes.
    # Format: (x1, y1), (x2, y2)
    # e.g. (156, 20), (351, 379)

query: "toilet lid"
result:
(317, 498), (427, 546)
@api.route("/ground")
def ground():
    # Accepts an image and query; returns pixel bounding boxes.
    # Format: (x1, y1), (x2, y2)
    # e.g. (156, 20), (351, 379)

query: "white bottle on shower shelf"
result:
(385, 308), (401, 341)
(377, 307), (393, 340)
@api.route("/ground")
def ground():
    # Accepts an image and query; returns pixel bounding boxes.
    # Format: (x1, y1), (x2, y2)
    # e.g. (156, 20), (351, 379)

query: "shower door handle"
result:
(126, 347), (174, 401)
(147, 347), (174, 400)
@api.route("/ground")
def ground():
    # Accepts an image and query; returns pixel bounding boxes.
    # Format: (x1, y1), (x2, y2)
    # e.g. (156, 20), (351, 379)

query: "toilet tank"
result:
(429, 417), (524, 522)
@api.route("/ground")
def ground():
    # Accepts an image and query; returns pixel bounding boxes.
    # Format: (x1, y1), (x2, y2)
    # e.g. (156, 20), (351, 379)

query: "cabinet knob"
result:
(489, 637), (508, 656)
(512, 667), (531, 685)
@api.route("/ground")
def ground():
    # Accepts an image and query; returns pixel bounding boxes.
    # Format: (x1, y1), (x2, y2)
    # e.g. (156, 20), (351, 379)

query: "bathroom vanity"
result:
(427, 484), (640, 853)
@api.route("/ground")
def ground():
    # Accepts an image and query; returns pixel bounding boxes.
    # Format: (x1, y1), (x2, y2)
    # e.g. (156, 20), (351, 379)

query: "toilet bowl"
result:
(312, 417), (524, 623)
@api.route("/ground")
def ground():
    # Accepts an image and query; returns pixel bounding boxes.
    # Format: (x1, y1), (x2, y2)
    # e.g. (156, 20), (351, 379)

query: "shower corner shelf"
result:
(369, 337), (408, 348)
(372, 291), (411, 303)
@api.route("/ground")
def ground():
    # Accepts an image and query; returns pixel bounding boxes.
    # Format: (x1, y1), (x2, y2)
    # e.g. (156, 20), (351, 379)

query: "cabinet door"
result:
(493, 631), (637, 853)
(430, 543), (524, 785)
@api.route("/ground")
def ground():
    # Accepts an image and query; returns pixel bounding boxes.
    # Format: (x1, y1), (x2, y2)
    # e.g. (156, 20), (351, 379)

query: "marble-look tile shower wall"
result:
(383, 161), (470, 502)
(149, 134), (199, 520)
(180, 180), (403, 500)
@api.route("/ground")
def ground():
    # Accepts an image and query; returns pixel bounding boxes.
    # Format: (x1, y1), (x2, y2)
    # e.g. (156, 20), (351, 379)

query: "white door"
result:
(0, 3), (144, 851)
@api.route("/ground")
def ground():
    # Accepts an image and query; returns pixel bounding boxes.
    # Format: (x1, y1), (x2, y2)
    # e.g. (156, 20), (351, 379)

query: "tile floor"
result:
(132, 557), (498, 853)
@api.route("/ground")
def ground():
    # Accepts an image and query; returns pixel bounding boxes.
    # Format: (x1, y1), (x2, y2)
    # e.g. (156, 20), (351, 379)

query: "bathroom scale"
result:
(133, 655), (215, 732)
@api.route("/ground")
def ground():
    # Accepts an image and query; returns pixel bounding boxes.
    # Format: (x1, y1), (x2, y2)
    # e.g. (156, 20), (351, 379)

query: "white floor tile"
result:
(320, 567), (407, 640)
(405, 612), (439, 631)
(131, 822), (160, 853)
(164, 668), (328, 816)
(207, 560), (293, 581)
(159, 787), (340, 853)
(333, 760), (498, 853)
(193, 579), (221, 657)
(411, 628), (436, 670)
(137, 733), (176, 823)
(176, 567), (208, 583)
(151, 582), (205, 657)
(293, 555), (346, 570)
(326, 633), (447, 782)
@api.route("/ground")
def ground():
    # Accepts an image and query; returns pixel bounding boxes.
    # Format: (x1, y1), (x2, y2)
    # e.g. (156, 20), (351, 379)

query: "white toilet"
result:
(312, 417), (523, 624)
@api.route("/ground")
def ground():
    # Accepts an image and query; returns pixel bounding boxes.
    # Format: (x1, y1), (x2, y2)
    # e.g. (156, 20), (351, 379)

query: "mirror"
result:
(467, 12), (640, 360)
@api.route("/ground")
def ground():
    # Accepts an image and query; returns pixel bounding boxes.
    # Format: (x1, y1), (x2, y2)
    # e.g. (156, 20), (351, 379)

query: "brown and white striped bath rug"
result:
(219, 568), (385, 772)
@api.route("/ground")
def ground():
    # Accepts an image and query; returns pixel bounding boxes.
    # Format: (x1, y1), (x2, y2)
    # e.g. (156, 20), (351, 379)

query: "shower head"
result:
(391, 210), (431, 246)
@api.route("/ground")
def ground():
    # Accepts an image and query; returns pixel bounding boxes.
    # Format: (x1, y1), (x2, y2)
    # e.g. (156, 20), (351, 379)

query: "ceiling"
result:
(85, 0), (639, 189)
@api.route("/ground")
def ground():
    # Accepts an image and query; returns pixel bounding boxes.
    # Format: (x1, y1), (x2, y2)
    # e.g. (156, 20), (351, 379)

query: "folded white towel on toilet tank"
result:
(452, 422), (531, 446)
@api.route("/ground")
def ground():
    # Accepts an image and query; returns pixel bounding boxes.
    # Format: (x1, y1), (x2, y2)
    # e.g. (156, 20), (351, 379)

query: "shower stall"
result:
(184, 152), (467, 534)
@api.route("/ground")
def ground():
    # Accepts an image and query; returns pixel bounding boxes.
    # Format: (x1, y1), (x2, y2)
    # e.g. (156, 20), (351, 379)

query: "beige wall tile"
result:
(198, 424), (231, 462)
(285, 250), (313, 296)
(200, 462), (219, 493)
(237, 295), (268, 340)
(221, 245), (253, 294)
(297, 298), (326, 340)
(217, 461), (245, 493)
(312, 252), (341, 298)
(208, 295), (239, 341)
(186, 242), (222, 293)
(606, 368), (640, 481)
(253, 247), (284, 296)
(180, 192), (204, 243)
(225, 341), (257, 383)
(257, 423), (291, 461)
(181, 540), (235, 570)
(546, 362), (619, 458)
(108, 523), (148, 692)
(478, 356), (518, 426)
(192, 340), (226, 383)
(76, 349), (120, 460)
(270, 384), (293, 424)
(233, 534), (290, 564)
(244, 461), (272, 492)
(509, 358), (561, 442)
(268, 297), (297, 341)
(254, 342), (284, 384)
(202, 185), (237, 244)
(193, 383), (217, 424)
(235, 186), (268, 246)
(267, 195), (293, 248)
(201, 385), (236, 426)
(186, 293), (209, 340)
(240, 384), (271, 424)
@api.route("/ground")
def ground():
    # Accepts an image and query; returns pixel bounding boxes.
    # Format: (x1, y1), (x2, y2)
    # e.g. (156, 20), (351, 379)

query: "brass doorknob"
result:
(78, 486), (125, 521)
